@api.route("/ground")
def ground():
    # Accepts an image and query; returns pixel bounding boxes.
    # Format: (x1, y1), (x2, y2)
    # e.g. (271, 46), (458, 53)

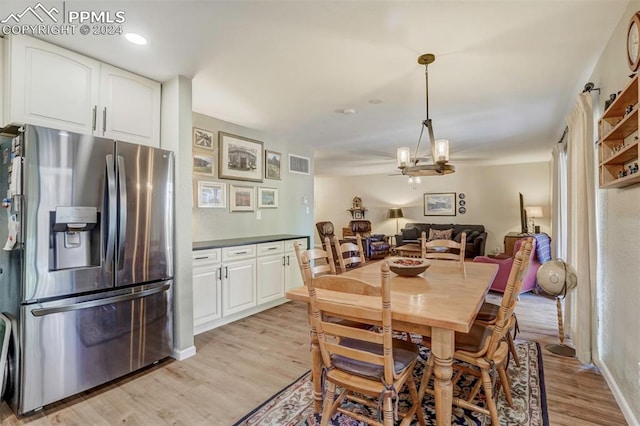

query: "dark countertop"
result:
(193, 234), (309, 251)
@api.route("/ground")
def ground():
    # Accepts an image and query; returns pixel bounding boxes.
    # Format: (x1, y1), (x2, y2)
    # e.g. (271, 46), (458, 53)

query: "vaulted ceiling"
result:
(8, 0), (628, 175)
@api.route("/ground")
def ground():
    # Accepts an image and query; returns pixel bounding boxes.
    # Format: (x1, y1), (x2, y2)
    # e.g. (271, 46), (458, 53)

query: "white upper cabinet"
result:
(99, 64), (160, 146)
(4, 35), (160, 147)
(5, 35), (100, 135)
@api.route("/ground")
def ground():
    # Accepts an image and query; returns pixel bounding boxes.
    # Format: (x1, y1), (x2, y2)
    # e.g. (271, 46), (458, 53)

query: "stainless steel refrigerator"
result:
(0, 125), (174, 414)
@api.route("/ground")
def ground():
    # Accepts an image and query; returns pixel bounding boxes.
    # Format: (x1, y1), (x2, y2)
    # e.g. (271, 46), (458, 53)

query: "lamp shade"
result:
(434, 139), (450, 163)
(388, 208), (404, 219)
(525, 206), (543, 218)
(396, 147), (411, 168)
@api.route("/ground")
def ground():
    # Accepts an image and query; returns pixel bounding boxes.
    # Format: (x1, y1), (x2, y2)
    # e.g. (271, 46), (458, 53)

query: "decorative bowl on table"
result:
(389, 258), (430, 276)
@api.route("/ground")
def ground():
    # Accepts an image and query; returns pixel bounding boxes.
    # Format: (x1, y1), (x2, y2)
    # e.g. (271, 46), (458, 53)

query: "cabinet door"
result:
(6, 35), (100, 134)
(192, 263), (221, 327)
(99, 64), (160, 147)
(257, 255), (285, 304)
(222, 259), (257, 316)
(284, 238), (306, 292)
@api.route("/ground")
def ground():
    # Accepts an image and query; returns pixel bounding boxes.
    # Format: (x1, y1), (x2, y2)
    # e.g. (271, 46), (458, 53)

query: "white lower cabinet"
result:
(192, 249), (222, 328)
(285, 238), (307, 291)
(257, 242), (285, 304)
(193, 237), (307, 335)
(221, 244), (257, 316)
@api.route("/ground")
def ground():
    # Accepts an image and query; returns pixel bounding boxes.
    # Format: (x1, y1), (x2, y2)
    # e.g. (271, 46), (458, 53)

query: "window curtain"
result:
(551, 140), (567, 260)
(565, 93), (598, 365)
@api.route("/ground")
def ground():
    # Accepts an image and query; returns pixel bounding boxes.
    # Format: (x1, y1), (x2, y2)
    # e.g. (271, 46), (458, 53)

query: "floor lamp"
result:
(388, 208), (404, 234)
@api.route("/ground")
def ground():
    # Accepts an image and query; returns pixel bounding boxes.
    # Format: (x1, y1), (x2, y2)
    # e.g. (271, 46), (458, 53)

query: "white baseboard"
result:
(171, 345), (196, 361)
(598, 359), (639, 426)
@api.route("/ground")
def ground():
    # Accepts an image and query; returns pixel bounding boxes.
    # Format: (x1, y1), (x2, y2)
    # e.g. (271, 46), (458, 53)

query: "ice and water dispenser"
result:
(50, 206), (100, 270)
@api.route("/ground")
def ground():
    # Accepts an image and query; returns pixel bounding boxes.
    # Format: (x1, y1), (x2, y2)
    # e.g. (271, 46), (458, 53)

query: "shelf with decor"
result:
(598, 73), (640, 188)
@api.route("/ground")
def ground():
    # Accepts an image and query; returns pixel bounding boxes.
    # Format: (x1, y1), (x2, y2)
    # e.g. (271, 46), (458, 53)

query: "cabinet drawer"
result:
(222, 244), (256, 261)
(192, 248), (221, 266)
(257, 242), (284, 256)
(285, 238), (307, 252)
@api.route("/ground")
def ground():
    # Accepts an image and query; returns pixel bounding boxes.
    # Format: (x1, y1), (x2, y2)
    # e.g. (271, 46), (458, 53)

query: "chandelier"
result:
(396, 53), (455, 176)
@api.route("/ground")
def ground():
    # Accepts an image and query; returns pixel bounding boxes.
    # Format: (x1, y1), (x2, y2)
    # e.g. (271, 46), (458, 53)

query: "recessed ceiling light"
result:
(341, 108), (356, 115)
(125, 33), (147, 45)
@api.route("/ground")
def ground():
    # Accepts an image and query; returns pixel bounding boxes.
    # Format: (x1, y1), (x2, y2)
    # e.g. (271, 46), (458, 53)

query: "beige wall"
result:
(590, 2), (640, 423)
(192, 112), (315, 241)
(315, 161), (551, 253)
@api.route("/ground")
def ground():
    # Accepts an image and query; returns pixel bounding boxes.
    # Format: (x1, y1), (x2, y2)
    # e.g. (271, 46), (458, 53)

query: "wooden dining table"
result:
(285, 258), (499, 426)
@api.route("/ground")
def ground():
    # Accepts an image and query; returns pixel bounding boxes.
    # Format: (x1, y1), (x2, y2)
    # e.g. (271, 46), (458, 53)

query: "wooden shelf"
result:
(599, 74), (640, 189)
(600, 107), (638, 142)
(601, 141), (639, 165)
(601, 74), (638, 121)
(600, 171), (640, 188)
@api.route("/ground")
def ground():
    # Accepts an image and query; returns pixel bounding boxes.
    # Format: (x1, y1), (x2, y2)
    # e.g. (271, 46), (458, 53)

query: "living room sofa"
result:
(394, 223), (487, 258)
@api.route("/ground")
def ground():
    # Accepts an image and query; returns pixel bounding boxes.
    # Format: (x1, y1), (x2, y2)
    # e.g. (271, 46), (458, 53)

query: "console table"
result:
(504, 232), (531, 256)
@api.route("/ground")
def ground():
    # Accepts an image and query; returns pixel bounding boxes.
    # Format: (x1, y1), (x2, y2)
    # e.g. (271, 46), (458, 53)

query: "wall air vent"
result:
(288, 154), (310, 175)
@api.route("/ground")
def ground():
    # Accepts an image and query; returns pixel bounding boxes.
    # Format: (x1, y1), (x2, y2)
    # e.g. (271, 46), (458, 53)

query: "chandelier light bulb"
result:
(397, 147), (411, 168)
(435, 139), (449, 163)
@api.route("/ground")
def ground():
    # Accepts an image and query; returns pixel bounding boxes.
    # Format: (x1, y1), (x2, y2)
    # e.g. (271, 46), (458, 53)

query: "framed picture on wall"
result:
(265, 150), (281, 180)
(197, 181), (226, 208)
(219, 132), (264, 182)
(193, 153), (214, 176)
(193, 128), (214, 150)
(258, 187), (278, 208)
(230, 185), (255, 212)
(423, 192), (456, 216)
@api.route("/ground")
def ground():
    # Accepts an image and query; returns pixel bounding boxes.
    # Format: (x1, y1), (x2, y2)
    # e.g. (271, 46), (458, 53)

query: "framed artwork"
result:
(193, 128), (214, 150)
(193, 153), (214, 176)
(219, 132), (263, 182)
(265, 150), (281, 180)
(230, 184), (255, 212)
(197, 181), (226, 208)
(354, 210), (363, 219)
(258, 187), (278, 208)
(423, 192), (457, 216)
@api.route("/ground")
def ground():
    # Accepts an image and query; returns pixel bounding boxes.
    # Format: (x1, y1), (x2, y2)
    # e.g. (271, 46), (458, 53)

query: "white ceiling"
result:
(3, 1), (628, 175)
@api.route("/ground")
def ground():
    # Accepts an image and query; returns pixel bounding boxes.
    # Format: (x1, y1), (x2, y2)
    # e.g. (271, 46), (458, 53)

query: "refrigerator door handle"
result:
(105, 155), (117, 272)
(117, 155), (128, 270)
(30, 284), (170, 317)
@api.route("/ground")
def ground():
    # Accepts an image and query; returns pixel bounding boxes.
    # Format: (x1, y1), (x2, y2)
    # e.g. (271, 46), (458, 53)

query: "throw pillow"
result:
(465, 230), (481, 243)
(402, 227), (418, 240)
(454, 229), (473, 243)
(428, 228), (453, 241)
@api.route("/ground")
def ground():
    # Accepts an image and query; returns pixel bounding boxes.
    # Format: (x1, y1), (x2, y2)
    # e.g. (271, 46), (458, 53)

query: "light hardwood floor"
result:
(0, 292), (628, 425)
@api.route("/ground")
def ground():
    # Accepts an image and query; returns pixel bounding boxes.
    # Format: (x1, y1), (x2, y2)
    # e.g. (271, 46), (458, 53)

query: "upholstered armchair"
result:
(473, 235), (549, 294)
(349, 220), (390, 259)
(315, 221), (339, 252)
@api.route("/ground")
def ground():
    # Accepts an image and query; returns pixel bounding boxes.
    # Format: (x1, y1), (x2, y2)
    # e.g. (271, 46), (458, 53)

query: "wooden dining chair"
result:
(422, 231), (466, 269)
(332, 234), (366, 272)
(418, 238), (533, 426)
(301, 256), (426, 426)
(294, 239), (336, 277)
(475, 236), (536, 368)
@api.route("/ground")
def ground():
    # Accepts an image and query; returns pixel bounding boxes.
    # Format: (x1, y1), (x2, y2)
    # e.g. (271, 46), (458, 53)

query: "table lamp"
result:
(525, 206), (543, 234)
(388, 208), (404, 234)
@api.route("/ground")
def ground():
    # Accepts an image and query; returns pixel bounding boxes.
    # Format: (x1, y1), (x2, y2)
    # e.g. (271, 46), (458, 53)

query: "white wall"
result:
(315, 161), (551, 253)
(590, 3), (640, 424)
(192, 112), (315, 241)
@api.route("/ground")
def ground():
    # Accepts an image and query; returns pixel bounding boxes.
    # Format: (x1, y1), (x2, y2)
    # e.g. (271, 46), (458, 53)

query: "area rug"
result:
(234, 340), (549, 426)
